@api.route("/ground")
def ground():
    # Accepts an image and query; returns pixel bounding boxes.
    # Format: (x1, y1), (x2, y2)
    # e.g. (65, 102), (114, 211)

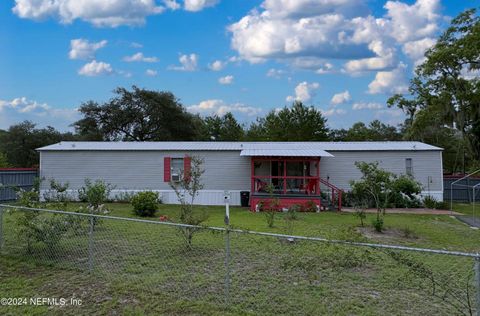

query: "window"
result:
(405, 158), (413, 176)
(171, 158), (184, 181)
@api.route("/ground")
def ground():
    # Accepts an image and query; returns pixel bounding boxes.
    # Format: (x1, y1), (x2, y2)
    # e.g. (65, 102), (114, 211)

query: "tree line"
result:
(0, 9), (478, 173)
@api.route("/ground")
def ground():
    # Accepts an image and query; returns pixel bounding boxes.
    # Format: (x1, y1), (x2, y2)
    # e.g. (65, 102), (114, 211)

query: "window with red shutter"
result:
(184, 156), (191, 180)
(163, 157), (171, 182)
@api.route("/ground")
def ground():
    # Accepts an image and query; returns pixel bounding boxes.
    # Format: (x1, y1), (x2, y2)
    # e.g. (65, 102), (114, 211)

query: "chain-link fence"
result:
(1, 204), (479, 315)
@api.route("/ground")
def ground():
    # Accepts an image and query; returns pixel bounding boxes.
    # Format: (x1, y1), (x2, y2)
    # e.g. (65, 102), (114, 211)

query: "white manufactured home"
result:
(37, 141), (443, 210)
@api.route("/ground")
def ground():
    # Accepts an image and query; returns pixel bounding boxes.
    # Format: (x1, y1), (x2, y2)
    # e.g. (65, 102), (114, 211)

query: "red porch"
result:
(248, 156), (342, 212)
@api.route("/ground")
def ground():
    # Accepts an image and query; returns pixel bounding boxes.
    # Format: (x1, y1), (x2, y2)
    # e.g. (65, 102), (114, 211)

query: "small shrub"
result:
(435, 201), (449, 210)
(400, 227), (418, 239)
(372, 217), (384, 233)
(132, 191), (160, 217)
(354, 207), (367, 227)
(423, 195), (437, 209)
(78, 179), (114, 206)
(285, 204), (300, 220)
(303, 200), (318, 212)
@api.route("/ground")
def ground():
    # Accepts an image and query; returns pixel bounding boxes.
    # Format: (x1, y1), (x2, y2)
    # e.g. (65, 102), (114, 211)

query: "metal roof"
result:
(37, 141), (442, 152)
(240, 149), (333, 157)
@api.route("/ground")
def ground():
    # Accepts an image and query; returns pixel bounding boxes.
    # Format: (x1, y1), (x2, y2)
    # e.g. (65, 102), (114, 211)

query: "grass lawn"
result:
(0, 202), (479, 315)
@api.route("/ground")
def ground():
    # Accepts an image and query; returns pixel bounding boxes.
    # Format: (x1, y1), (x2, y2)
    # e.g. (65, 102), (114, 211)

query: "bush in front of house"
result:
(132, 191), (160, 217)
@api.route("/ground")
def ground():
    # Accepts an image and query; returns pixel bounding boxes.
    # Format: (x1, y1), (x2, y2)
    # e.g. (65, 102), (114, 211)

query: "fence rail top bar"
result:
(1, 204), (479, 258)
(0, 168), (38, 171)
(451, 169), (480, 186)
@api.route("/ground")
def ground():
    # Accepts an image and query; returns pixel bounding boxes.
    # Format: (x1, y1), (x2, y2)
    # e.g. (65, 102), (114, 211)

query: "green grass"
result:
(1, 202), (479, 315)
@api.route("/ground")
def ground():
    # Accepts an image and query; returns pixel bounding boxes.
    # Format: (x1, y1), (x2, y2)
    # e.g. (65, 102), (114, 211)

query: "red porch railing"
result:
(319, 178), (343, 211)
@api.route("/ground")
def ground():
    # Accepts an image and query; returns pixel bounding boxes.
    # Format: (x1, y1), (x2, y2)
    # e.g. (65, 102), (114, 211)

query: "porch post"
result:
(316, 158), (320, 195)
(250, 158), (255, 193)
(283, 158), (287, 194)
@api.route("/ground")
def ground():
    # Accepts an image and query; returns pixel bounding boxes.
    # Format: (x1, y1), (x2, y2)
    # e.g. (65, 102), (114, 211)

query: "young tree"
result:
(170, 156), (208, 248)
(350, 162), (395, 232)
(74, 86), (202, 141)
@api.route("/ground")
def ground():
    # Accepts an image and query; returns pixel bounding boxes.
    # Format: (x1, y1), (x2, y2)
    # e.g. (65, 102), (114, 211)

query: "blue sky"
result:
(0, 0), (476, 131)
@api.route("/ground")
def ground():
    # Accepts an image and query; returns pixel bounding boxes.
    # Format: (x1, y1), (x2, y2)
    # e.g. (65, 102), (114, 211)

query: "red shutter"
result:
(164, 157), (171, 182)
(184, 156), (191, 181)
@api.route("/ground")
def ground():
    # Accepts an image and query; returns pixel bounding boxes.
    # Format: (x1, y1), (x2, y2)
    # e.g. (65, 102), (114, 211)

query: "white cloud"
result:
(266, 68), (286, 78)
(208, 60), (225, 71)
(188, 99), (262, 117)
(228, 0), (444, 77)
(163, 0), (181, 10)
(368, 63), (408, 95)
(184, 0), (219, 12)
(402, 37), (436, 67)
(343, 40), (396, 74)
(330, 90), (350, 105)
(145, 69), (158, 76)
(384, 0), (441, 43)
(0, 97), (79, 130)
(123, 52), (159, 63)
(13, 0), (165, 27)
(352, 102), (383, 110)
(69, 39), (107, 60)
(78, 60), (113, 76)
(169, 53), (198, 71)
(322, 108), (347, 117)
(460, 67), (480, 81)
(286, 81), (319, 103)
(218, 75), (234, 85)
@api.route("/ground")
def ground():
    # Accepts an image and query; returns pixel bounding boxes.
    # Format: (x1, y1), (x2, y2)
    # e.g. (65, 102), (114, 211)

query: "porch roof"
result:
(240, 148), (333, 157)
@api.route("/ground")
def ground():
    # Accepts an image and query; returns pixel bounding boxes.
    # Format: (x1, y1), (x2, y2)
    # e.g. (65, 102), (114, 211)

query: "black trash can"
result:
(240, 191), (250, 207)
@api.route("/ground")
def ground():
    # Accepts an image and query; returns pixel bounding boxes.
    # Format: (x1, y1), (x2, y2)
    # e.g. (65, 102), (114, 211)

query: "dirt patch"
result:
(356, 226), (420, 243)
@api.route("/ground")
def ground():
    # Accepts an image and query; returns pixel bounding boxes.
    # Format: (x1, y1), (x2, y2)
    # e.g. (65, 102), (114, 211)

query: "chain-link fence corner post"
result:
(475, 254), (480, 316)
(0, 205), (4, 252)
(88, 214), (95, 272)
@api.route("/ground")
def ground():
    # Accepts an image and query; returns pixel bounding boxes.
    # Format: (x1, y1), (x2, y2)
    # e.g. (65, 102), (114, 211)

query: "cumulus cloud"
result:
(123, 52), (159, 63)
(187, 99), (262, 117)
(208, 60), (225, 71)
(0, 97), (79, 130)
(368, 63), (408, 94)
(286, 82), (320, 103)
(228, 0), (444, 78)
(218, 75), (234, 85)
(330, 90), (350, 105)
(145, 69), (158, 76)
(402, 37), (436, 67)
(69, 39), (107, 60)
(78, 60), (113, 76)
(352, 102), (383, 110)
(384, 0), (441, 43)
(12, 0), (165, 27)
(184, 0), (219, 12)
(169, 53), (198, 71)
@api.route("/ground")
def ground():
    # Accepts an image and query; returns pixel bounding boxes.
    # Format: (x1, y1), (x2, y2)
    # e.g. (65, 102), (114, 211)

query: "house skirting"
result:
(40, 189), (244, 206)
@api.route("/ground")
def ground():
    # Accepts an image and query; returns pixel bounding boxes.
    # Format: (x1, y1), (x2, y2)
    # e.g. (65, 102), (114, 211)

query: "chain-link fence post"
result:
(475, 255), (480, 316)
(224, 191), (231, 306)
(0, 205), (4, 251)
(88, 215), (94, 271)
